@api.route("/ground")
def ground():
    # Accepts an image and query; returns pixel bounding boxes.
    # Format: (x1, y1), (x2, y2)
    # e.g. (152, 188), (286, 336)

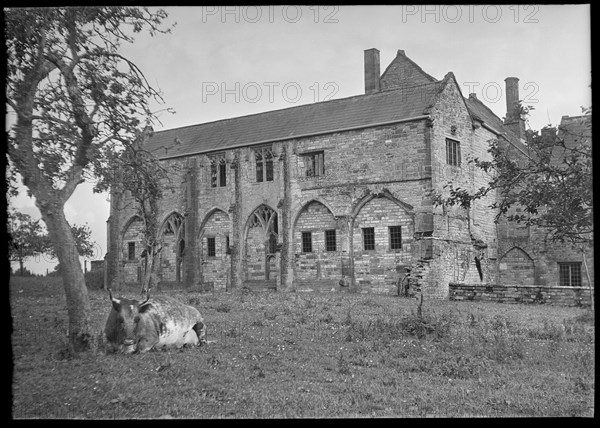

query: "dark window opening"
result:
(266, 151), (274, 181)
(325, 229), (337, 252)
(446, 138), (461, 166)
(163, 221), (175, 234)
(255, 147), (274, 182)
(304, 151), (325, 177)
(389, 226), (402, 249)
(207, 237), (216, 257)
(256, 152), (264, 182)
(128, 242), (136, 260)
(301, 231), (312, 253)
(219, 160), (227, 187)
(210, 161), (218, 187)
(559, 262), (582, 287)
(268, 233), (278, 254)
(211, 156), (227, 187)
(362, 227), (375, 251)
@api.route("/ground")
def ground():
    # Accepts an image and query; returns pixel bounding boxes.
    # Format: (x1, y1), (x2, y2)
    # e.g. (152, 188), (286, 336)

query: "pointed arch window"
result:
(255, 147), (274, 182)
(210, 154), (227, 187)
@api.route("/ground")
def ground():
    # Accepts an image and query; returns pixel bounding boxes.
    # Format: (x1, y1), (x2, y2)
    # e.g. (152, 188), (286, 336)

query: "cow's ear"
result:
(111, 300), (121, 312)
(139, 302), (152, 313)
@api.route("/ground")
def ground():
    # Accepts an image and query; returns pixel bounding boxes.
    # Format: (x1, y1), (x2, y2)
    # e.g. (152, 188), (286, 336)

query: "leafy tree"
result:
(98, 127), (170, 296)
(5, 7), (172, 351)
(434, 108), (592, 245)
(41, 222), (96, 259)
(432, 108), (593, 307)
(7, 210), (46, 276)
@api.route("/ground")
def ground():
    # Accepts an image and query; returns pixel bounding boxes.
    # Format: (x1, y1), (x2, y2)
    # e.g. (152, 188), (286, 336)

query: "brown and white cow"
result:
(104, 290), (206, 354)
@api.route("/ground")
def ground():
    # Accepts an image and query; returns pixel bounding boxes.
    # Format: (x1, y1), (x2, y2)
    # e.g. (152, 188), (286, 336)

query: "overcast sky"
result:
(9, 5), (591, 275)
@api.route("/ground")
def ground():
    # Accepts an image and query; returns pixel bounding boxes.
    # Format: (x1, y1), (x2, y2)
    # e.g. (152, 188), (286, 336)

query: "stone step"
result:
(243, 280), (277, 291)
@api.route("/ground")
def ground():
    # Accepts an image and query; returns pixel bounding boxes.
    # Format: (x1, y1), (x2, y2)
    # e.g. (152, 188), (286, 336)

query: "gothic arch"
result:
(292, 197), (337, 231)
(243, 204), (278, 242)
(349, 190), (415, 292)
(120, 215), (144, 241)
(159, 211), (185, 241)
(498, 246), (536, 285)
(292, 199), (341, 281)
(198, 207), (232, 290)
(350, 190), (414, 227)
(499, 246), (534, 262)
(157, 212), (186, 283)
(120, 215), (144, 284)
(243, 204), (279, 282)
(198, 207), (231, 239)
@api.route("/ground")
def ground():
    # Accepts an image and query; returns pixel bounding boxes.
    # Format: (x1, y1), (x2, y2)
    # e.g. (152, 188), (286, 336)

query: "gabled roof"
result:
(147, 81), (442, 159)
(379, 50), (438, 91)
(464, 93), (529, 154)
(464, 93), (506, 135)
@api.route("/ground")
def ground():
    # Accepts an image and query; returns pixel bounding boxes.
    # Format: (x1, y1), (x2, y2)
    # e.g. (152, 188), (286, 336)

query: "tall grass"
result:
(10, 278), (595, 418)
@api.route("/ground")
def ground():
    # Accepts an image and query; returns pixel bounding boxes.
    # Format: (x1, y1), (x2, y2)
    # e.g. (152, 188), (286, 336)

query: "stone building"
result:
(495, 113), (593, 289)
(105, 48), (592, 297)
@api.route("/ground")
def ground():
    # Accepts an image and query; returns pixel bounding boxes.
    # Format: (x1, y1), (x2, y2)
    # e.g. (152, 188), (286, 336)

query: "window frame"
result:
(446, 138), (461, 167)
(301, 231), (313, 253)
(207, 236), (216, 257)
(389, 225), (402, 250)
(325, 229), (337, 252)
(128, 242), (136, 260)
(558, 262), (582, 287)
(362, 227), (375, 251)
(303, 151), (325, 177)
(255, 146), (274, 183)
(210, 155), (227, 187)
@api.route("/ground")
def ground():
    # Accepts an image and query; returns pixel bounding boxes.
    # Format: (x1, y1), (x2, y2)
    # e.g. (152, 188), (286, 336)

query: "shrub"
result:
(84, 270), (104, 290)
(216, 303), (231, 313)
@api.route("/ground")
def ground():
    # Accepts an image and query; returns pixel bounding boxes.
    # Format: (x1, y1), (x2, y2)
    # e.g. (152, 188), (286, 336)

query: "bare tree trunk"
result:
(582, 250), (594, 313)
(19, 260), (24, 276)
(141, 243), (161, 297)
(40, 206), (93, 352)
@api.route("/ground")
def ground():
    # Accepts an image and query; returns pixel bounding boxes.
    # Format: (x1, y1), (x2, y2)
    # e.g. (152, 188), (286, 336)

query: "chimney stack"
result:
(364, 48), (380, 94)
(504, 77), (525, 140)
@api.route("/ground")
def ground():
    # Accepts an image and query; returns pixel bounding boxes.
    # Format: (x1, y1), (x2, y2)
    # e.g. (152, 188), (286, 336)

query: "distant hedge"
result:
(84, 269), (104, 290)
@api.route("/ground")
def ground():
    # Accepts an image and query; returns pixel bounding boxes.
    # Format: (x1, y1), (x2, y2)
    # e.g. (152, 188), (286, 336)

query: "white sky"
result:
(8, 5), (591, 275)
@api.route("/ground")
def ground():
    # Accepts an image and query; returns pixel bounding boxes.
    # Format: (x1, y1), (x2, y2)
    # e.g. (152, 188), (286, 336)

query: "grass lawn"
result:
(10, 276), (595, 418)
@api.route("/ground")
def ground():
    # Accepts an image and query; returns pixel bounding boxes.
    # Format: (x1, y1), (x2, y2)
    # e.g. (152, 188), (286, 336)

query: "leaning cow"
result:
(104, 290), (206, 354)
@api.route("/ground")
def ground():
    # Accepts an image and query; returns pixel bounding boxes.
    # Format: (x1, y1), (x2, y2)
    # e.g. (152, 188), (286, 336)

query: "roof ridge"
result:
(152, 82), (442, 135)
(465, 93), (505, 124)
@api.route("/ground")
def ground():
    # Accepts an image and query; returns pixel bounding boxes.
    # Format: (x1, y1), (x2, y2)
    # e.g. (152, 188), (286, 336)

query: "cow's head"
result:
(108, 289), (150, 354)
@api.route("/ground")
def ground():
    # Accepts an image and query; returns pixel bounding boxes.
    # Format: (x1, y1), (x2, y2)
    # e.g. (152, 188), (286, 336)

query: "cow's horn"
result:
(108, 288), (121, 306)
(139, 291), (150, 306)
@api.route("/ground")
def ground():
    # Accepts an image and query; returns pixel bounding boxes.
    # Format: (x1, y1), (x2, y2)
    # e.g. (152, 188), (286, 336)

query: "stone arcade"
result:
(105, 49), (593, 298)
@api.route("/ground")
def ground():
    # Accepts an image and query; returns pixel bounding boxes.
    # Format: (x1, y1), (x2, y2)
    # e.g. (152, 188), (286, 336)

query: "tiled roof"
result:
(146, 82), (443, 159)
(464, 94), (528, 153)
(464, 94), (506, 135)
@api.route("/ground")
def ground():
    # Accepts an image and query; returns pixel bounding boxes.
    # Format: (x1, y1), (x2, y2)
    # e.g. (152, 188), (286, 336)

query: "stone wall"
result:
(449, 283), (593, 307)
(108, 69), (570, 299)
(419, 74), (500, 298)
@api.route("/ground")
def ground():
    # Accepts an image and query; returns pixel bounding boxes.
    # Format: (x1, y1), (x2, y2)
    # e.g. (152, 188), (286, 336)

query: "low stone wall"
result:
(449, 283), (593, 307)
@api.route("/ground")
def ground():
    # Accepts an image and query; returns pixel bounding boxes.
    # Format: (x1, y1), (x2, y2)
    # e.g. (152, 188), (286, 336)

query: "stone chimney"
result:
(504, 77), (525, 140)
(364, 48), (380, 94)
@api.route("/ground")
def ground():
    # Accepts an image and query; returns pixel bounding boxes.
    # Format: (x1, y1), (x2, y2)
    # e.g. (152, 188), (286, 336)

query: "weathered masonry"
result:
(105, 48), (593, 298)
